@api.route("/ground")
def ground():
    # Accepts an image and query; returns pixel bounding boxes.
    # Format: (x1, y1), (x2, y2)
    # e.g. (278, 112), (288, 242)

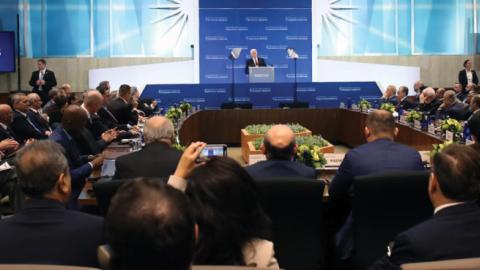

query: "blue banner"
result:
(141, 82), (382, 110)
(199, 0), (312, 84)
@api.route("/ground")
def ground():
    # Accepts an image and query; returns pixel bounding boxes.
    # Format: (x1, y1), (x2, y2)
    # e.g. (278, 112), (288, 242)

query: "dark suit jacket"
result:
(86, 114), (109, 140)
(418, 98), (441, 116)
(381, 96), (398, 106)
(459, 69), (479, 89)
(107, 97), (136, 125)
(75, 128), (108, 156)
(0, 124), (21, 143)
(11, 110), (47, 141)
(29, 69), (57, 103)
(435, 102), (469, 121)
(329, 139), (425, 200)
(50, 127), (92, 206)
(396, 97), (417, 111)
(369, 203), (480, 270)
(113, 142), (182, 180)
(27, 109), (51, 133)
(246, 159), (316, 179)
(0, 199), (104, 267)
(138, 98), (157, 117)
(245, 57), (267, 74)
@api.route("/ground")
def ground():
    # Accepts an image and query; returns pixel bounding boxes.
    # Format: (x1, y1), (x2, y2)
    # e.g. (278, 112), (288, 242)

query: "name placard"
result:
(428, 123), (436, 135)
(324, 153), (345, 168)
(445, 131), (454, 141)
(248, 154), (267, 165)
(414, 120), (421, 129)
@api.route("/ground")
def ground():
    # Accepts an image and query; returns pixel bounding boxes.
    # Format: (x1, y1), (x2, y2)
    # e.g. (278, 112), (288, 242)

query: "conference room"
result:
(0, 1), (480, 270)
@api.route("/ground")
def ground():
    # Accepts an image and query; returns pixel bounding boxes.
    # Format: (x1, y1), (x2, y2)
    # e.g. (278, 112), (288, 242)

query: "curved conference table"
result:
(179, 108), (443, 151)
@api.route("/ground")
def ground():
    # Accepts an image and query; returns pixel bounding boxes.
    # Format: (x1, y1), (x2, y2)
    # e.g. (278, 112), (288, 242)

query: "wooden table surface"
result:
(79, 109), (444, 207)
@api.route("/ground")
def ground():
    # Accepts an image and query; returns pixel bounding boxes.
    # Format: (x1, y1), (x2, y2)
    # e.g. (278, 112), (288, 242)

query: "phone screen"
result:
(201, 144), (227, 158)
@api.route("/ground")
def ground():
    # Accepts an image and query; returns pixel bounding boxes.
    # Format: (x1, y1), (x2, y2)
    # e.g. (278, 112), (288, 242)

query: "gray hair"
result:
(422, 87), (436, 97)
(10, 93), (26, 106)
(27, 93), (41, 104)
(143, 117), (175, 144)
(16, 140), (69, 199)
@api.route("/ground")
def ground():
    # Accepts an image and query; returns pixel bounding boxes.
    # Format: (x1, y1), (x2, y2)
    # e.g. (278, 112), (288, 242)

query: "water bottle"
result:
(463, 122), (471, 143)
(373, 100), (379, 109)
(346, 98), (352, 109)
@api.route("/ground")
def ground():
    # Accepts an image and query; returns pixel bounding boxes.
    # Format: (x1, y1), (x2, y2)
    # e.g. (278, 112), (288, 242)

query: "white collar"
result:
(0, 123), (7, 130)
(434, 202), (466, 215)
(119, 97), (128, 104)
(15, 110), (27, 117)
(80, 104), (91, 119)
(29, 108), (39, 114)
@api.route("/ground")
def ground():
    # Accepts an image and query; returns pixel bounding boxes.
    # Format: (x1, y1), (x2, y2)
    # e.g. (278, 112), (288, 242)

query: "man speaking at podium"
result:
(245, 49), (267, 74)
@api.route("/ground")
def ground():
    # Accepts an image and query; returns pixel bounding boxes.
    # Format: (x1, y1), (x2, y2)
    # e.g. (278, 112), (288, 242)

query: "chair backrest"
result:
(401, 257), (480, 270)
(0, 265), (100, 270)
(256, 178), (325, 270)
(92, 179), (131, 215)
(352, 171), (433, 270)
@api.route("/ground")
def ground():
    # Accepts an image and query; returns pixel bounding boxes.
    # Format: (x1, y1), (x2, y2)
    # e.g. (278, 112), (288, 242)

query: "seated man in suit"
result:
(0, 104), (22, 143)
(78, 90), (118, 155)
(113, 116), (182, 180)
(380, 85), (398, 106)
(413, 81), (427, 101)
(107, 84), (138, 126)
(369, 144), (480, 269)
(468, 94), (480, 121)
(329, 110), (424, 259)
(10, 93), (49, 141)
(396, 86), (417, 111)
(245, 124), (316, 179)
(27, 93), (51, 135)
(106, 178), (195, 270)
(418, 87), (441, 116)
(435, 90), (468, 120)
(50, 105), (104, 208)
(0, 140), (104, 267)
(245, 49), (267, 74)
(467, 110), (480, 152)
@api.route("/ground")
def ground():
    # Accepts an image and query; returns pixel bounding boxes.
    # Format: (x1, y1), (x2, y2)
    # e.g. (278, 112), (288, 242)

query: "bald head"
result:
(263, 125), (296, 160)
(0, 104), (13, 124)
(83, 90), (103, 113)
(61, 105), (88, 136)
(143, 116), (175, 145)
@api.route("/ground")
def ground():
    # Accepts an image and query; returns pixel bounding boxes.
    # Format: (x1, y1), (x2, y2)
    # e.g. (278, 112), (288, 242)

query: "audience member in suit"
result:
(107, 84), (137, 126)
(138, 97), (158, 117)
(413, 81), (427, 101)
(0, 140), (104, 267)
(459, 59), (479, 90)
(467, 110), (480, 152)
(435, 87), (446, 102)
(113, 116), (181, 180)
(50, 105), (104, 208)
(245, 125), (316, 179)
(435, 90), (469, 120)
(0, 104), (22, 143)
(467, 95), (480, 121)
(106, 178), (195, 270)
(45, 94), (68, 128)
(418, 87), (441, 116)
(10, 93), (49, 141)
(27, 93), (51, 135)
(458, 83), (476, 102)
(369, 145), (480, 270)
(380, 85), (398, 106)
(43, 88), (62, 114)
(28, 59), (57, 104)
(329, 110), (424, 260)
(396, 86), (417, 111)
(97, 86), (137, 139)
(453, 82), (463, 100)
(77, 91), (118, 155)
(245, 49), (267, 74)
(168, 143), (280, 268)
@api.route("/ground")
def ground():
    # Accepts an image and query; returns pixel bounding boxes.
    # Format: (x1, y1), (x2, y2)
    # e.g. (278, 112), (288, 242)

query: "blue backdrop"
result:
(141, 81), (382, 109)
(199, 0), (312, 84)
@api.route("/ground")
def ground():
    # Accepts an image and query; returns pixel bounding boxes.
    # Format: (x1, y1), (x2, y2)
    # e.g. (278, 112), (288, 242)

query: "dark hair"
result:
(432, 144), (480, 201)
(366, 110), (395, 135)
(37, 59), (46, 65)
(118, 84), (131, 97)
(48, 88), (59, 99)
(185, 157), (271, 266)
(468, 112), (480, 140)
(263, 139), (295, 160)
(15, 141), (69, 199)
(398, 86), (409, 96)
(96, 81), (110, 95)
(107, 178), (196, 270)
(464, 59), (471, 68)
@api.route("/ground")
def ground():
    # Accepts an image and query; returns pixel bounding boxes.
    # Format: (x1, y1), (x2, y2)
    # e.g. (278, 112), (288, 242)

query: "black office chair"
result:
(352, 171), (433, 270)
(256, 178), (325, 270)
(92, 179), (131, 216)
